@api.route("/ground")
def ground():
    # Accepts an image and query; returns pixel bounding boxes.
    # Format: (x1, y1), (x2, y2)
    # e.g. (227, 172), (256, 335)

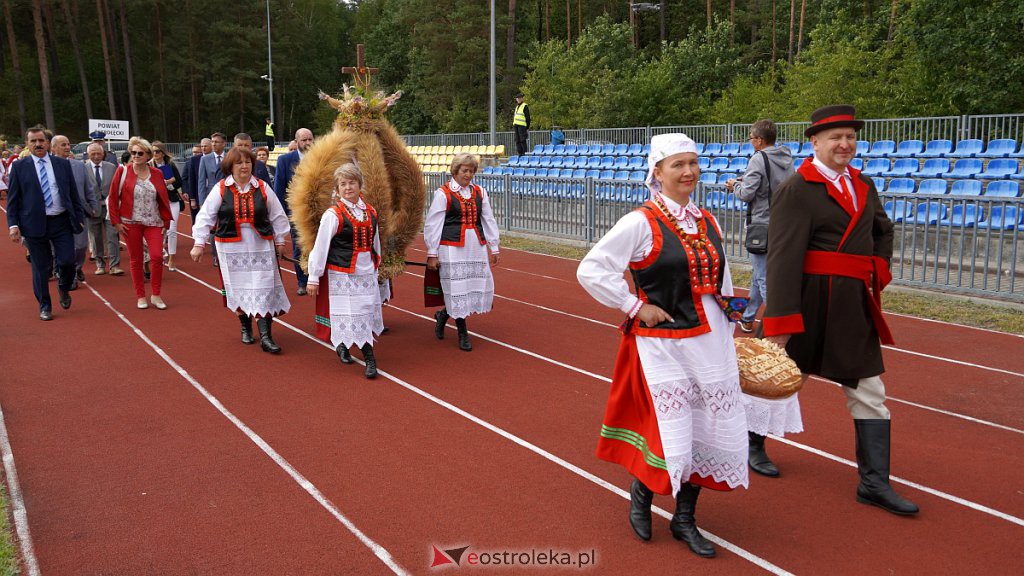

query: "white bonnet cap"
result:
(646, 133), (699, 194)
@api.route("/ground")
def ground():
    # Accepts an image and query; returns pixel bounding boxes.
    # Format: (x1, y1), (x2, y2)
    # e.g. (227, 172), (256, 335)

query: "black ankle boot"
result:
(336, 343), (353, 364)
(257, 317), (281, 354)
(456, 318), (472, 351)
(748, 432), (780, 477)
(239, 315), (255, 345)
(361, 344), (377, 379)
(854, 420), (919, 515)
(434, 309), (448, 339)
(628, 478), (654, 541)
(669, 483), (716, 558)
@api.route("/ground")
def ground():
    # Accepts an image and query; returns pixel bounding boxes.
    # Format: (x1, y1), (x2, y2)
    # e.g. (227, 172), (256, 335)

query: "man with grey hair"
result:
(84, 142), (120, 275)
(274, 127), (315, 294)
(231, 132), (273, 186)
(52, 135), (98, 288)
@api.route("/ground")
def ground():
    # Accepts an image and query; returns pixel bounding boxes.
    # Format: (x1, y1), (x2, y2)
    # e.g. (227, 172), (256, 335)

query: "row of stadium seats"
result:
(407, 145), (505, 156)
(884, 201), (1022, 229)
(525, 138), (1024, 159)
(861, 158), (1024, 179)
(870, 179), (1020, 197)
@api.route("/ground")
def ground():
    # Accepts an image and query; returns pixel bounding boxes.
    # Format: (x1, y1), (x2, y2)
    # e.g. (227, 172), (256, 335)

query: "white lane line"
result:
(170, 268), (794, 575)
(379, 304), (1024, 528)
(0, 404), (42, 576)
(82, 281), (408, 576)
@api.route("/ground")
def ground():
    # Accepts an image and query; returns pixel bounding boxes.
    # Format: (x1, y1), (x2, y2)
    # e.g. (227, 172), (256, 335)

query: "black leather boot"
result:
(239, 315), (255, 345)
(628, 478), (654, 541)
(854, 419), (919, 515)
(434, 309), (448, 340)
(748, 432), (780, 477)
(669, 483), (716, 558)
(257, 317), (281, 354)
(456, 318), (472, 351)
(361, 344), (377, 379)
(336, 343), (353, 364)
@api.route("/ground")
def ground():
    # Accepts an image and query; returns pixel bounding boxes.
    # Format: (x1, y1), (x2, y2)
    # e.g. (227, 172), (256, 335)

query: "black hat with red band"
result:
(804, 104), (865, 138)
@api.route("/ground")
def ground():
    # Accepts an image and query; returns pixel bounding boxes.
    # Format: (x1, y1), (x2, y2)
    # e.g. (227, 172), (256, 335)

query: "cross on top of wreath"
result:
(342, 44), (380, 91)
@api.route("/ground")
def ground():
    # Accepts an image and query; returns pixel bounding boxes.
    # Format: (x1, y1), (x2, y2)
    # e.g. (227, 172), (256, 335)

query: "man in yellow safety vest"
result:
(513, 92), (531, 156)
(265, 117), (275, 151)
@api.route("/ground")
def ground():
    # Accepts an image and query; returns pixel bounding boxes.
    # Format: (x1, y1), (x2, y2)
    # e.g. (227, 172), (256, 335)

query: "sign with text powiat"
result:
(88, 119), (130, 140)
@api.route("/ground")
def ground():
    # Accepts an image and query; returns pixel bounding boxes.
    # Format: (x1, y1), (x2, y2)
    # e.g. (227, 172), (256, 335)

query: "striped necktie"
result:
(38, 158), (53, 208)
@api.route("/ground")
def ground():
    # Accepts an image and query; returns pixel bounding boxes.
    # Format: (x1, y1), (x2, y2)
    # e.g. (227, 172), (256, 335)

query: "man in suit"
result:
(80, 131), (119, 165)
(52, 135), (98, 289)
(84, 142), (121, 276)
(197, 132), (227, 265)
(273, 127), (314, 295)
(7, 126), (87, 320)
(182, 143), (204, 217)
(231, 132), (274, 186)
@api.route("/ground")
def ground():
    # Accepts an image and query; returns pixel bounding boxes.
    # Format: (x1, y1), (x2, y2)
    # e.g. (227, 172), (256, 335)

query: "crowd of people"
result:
(4, 103), (915, 560)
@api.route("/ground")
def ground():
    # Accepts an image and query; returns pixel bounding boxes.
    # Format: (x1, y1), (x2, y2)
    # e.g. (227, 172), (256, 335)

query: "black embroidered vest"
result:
(214, 180), (274, 241)
(326, 201), (379, 273)
(439, 183), (487, 246)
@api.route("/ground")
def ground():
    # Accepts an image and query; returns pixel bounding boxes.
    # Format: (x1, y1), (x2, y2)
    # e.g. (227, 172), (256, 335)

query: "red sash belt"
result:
(803, 250), (894, 345)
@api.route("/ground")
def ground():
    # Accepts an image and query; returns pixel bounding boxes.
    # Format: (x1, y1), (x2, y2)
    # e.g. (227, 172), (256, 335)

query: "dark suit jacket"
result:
(273, 150), (301, 214)
(183, 154), (202, 202)
(5, 154), (86, 237)
(255, 160), (273, 189)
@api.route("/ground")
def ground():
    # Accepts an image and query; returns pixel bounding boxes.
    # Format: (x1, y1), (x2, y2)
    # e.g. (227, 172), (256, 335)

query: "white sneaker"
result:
(137, 298), (149, 309)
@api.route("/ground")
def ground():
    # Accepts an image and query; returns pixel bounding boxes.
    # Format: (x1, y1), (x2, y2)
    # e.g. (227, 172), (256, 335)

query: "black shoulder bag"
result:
(744, 150), (772, 255)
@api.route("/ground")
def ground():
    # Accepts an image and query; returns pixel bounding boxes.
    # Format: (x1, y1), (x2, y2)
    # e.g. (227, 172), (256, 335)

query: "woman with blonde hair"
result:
(306, 163), (384, 378)
(423, 153), (500, 351)
(151, 141), (185, 271)
(108, 136), (172, 309)
(190, 147), (291, 353)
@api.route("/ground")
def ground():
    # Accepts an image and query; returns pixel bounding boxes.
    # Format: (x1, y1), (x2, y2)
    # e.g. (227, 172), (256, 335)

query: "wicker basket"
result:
(735, 338), (804, 399)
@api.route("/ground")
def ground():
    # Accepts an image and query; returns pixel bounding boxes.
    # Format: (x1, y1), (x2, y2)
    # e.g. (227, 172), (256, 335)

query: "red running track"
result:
(1, 209), (1022, 575)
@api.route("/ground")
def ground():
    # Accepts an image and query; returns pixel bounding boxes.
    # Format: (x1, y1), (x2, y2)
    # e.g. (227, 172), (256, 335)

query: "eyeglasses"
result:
(129, 150), (147, 157)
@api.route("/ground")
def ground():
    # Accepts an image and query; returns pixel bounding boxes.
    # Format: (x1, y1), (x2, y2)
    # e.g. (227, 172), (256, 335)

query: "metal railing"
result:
(422, 171), (1024, 301)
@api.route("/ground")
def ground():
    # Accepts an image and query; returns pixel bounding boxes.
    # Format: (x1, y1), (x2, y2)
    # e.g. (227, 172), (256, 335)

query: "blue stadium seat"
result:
(977, 159), (1018, 179)
(892, 139), (924, 158)
(642, 144), (651, 155)
(863, 159), (891, 176)
(855, 140), (870, 156)
(919, 139), (953, 158)
(614, 144), (629, 156)
(940, 205), (982, 228)
(917, 179), (948, 195)
(508, 155), (522, 166)
(704, 143), (723, 156)
(599, 157), (616, 169)
(864, 140), (896, 158)
(600, 144), (615, 156)
(559, 168), (575, 177)
(539, 156), (554, 167)
(728, 157), (749, 172)
(798, 142), (815, 157)
(531, 144), (544, 154)
(553, 144), (566, 155)
(599, 169), (615, 179)
(585, 169), (601, 179)
(572, 169), (587, 178)
(708, 157), (730, 172)
(794, 157), (805, 169)
(613, 157), (630, 169)
(785, 142), (801, 156)
(726, 193), (745, 211)
(849, 158), (864, 170)
(705, 191), (726, 208)
(540, 144), (554, 154)
(1012, 165), (1024, 180)
(980, 206), (1021, 229)
(628, 157), (644, 170)
(911, 158), (950, 178)
(717, 172), (737, 184)
(630, 171), (646, 182)
(534, 168), (549, 177)
(586, 157), (602, 169)
(1012, 142), (1024, 158)
(524, 168), (537, 177)
(500, 166), (514, 175)
(950, 139), (983, 157)
(691, 143), (704, 155)
(564, 144), (578, 155)
(699, 173), (718, 185)
(871, 177), (886, 190)
(627, 143), (642, 155)
(985, 181), (1020, 197)
(979, 139), (1017, 158)
(721, 143), (741, 157)
(738, 142), (755, 157)
(481, 166), (495, 174)
(526, 156), (542, 166)
(913, 202), (947, 225)
(884, 200), (913, 223)
(576, 144), (591, 155)
(942, 158), (984, 179)
(949, 180), (983, 196)
(887, 178), (916, 194)
(614, 170), (631, 180)
(698, 157), (711, 170)
(883, 158), (920, 177)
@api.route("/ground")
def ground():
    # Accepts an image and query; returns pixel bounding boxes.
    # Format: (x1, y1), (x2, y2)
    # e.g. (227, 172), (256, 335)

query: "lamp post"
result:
(630, 1), (662, 48)
(489, 0), (496, 145)
(264, 0), (275, 127)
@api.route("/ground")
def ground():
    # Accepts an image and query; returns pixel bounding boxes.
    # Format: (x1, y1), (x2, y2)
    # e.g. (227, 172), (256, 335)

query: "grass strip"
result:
(501, 235), (1024, 336)
(0, 484), (19, 576)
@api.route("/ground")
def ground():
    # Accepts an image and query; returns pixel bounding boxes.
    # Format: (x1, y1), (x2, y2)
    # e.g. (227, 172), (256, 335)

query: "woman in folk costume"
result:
(424, 153), (500, 351)
(190, 147), (291, 354)
(306, 163), (384, 379)
(577, 134), (748, 558)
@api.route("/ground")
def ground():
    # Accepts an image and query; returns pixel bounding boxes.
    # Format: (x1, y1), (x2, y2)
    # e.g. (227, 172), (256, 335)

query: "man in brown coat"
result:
(762, 104), (918, 516)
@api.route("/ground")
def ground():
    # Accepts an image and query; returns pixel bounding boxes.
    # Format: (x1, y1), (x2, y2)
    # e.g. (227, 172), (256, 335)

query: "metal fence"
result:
(422, 171), (1024, 301)
(403, 113), (1024, 148)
